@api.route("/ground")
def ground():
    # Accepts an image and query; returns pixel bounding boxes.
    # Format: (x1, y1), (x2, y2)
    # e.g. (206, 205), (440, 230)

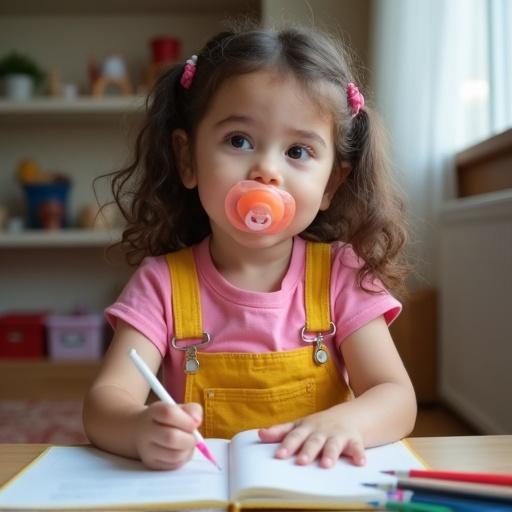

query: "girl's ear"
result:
(320, 161), (351, 210)
(171, 129), (196, 188)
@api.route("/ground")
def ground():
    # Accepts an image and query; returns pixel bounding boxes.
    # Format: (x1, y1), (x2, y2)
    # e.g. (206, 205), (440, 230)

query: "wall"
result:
(261, 0), (371, 72)
(439, 191), (512, 433)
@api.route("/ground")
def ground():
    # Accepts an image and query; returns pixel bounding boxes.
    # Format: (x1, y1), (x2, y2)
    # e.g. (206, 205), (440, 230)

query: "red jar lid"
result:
(151, 37), (181, 64)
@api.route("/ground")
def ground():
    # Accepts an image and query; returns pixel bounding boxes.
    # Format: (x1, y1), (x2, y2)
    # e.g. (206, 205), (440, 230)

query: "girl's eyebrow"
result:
(214, 114), (254, 127)
(215, 115), (327, 148)
(288, 128), (327, 149)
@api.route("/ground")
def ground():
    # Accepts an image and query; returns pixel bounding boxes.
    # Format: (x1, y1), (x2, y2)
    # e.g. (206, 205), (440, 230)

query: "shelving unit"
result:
(0, 1), (262, 316)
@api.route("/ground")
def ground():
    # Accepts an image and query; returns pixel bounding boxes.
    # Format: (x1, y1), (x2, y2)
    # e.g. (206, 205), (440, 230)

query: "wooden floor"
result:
(412, 404), (478, 437)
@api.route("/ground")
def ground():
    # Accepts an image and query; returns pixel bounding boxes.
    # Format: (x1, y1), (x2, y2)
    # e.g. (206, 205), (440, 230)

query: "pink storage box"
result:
(46, 314), (104, 360)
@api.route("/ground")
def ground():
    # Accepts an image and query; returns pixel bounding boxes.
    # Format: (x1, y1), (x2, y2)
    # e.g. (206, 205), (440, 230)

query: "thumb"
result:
(258, 422), (295, 443)
(181, 402), (203, 427)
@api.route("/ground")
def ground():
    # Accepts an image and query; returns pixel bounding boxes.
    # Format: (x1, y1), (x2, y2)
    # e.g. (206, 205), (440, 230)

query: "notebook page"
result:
(0, 442), (229, 509)
(229, 430), (423, 503)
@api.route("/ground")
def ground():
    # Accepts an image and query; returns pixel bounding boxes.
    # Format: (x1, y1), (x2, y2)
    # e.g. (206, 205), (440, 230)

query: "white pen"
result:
(128, 348), (221, 470)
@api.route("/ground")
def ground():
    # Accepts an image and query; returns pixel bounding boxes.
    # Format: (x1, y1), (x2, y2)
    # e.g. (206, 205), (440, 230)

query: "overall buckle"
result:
(170, 332), (211, 374)
(300, 322), (336, 365)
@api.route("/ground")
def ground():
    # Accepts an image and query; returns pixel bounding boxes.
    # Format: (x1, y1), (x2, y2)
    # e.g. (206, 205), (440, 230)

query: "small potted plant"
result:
(0, 51), (45, 100)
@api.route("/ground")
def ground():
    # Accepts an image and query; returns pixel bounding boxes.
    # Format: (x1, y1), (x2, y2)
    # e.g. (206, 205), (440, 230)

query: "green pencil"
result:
(385, 500), (453, 512)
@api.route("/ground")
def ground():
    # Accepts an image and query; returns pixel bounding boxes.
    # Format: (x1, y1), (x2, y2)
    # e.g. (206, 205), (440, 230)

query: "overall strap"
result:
(166, 248), (203, 340)
(304, 241), (332, 333)
(167, 241), (333, 339)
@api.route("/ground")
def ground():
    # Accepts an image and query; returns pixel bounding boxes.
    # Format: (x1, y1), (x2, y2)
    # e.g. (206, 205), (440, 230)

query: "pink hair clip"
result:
(346, 82), (364, 117)
(180, 55), (198, 89)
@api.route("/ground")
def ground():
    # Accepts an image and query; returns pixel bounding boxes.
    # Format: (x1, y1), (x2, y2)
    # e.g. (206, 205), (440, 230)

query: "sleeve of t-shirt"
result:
(105, 256), (172, 357)
(330, 242), (402, 346)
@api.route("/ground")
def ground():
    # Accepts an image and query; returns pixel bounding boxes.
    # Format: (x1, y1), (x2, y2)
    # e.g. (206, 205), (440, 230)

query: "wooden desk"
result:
(1, 436), (511, 503)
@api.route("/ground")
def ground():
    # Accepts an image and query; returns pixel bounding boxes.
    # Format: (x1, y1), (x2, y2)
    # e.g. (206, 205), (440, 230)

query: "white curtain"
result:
(489, 0), (512, 133)
(371, 0), (496, 286)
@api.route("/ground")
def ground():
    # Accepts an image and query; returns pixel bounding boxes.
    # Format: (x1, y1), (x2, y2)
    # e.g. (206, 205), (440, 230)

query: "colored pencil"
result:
(384, 499), (453, 511)
(370, 477), (512, 501)
(129, 348), (222, 470)
(386, 469), (512, 487)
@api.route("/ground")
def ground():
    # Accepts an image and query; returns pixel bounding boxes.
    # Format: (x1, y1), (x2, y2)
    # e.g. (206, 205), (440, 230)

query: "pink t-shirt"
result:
(106, 236), (401, 401)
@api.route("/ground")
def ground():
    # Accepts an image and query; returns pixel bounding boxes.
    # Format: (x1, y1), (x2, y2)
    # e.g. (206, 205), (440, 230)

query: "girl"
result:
(83, 25), (416, 471)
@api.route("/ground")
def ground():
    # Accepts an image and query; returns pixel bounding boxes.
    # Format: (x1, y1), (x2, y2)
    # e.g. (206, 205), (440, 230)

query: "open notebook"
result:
(0, 429), (424, 510)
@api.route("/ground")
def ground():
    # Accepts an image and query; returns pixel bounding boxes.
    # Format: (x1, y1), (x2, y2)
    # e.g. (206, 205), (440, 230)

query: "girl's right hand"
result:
(134, 401), (203, 470)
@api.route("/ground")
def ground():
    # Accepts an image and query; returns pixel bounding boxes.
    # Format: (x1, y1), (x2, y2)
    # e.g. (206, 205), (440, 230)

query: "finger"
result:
(258, 422), (295, 444)
(150, 402), (198, 432)
(149, 443), (195, 470)
(180, 402), (203, 428)
(140, 443), (187, 470)
(319, 436), (344, 468)
(295, 433), (327, 465)
(151, 423), (197, 451)
(342, 438), (366, 466)
(274, 426), (310, 459)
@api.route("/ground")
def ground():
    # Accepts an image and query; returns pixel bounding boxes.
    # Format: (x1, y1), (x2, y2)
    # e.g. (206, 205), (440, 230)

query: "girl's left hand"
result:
(258, 409), (366, 468)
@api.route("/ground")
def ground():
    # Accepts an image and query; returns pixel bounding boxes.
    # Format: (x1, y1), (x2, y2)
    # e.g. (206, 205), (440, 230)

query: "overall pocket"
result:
(203, 378), (316, 439)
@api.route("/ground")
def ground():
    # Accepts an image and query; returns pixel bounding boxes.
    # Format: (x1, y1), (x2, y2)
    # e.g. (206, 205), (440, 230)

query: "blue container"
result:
(23, 181), (71, 229)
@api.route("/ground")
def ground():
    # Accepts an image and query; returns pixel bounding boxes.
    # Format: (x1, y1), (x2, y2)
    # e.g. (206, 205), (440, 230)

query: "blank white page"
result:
(229, 430), (423, 503)
(0, 442), (229, 510)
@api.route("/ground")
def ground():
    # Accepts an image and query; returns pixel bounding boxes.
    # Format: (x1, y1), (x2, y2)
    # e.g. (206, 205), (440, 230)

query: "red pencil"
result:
(386, 469), (512, 487)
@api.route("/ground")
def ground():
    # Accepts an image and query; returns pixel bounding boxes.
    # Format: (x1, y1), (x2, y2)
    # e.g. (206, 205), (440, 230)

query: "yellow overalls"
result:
(166, 241), (352, 439)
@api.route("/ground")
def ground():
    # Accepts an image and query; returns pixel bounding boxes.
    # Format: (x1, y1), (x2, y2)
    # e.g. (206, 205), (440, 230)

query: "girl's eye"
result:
(287, 145), (312, 160)
(229, 134), (252, 150)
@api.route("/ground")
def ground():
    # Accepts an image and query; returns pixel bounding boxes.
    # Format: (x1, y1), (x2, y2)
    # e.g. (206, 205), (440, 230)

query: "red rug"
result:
(0, 400), (88, 444)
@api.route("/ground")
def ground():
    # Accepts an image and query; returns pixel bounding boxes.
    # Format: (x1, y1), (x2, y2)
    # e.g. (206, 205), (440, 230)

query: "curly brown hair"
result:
(105, 24), (409, 296)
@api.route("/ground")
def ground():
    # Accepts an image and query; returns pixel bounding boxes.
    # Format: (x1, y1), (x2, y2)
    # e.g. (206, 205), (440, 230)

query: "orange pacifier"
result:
(225, 181), (296, 235)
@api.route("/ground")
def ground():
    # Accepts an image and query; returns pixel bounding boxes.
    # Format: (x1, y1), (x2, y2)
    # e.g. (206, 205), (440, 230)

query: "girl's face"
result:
(174, 69), (341, 250)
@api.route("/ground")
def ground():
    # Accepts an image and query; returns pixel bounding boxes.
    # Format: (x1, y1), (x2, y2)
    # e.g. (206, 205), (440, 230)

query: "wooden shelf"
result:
(0, 96), (146, 115)
(456, 128), (512, 198)
(0, 229), (122, 248)
(0, 359), (101, 400)
(0, 0), (260, 16)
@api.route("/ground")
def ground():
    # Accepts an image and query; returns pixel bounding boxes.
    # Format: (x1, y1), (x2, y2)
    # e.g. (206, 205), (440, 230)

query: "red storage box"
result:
(0, 313), (46, 358)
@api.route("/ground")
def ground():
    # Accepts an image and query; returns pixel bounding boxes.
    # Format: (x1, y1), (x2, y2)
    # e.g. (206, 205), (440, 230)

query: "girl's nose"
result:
(248, 157), (282, 186)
